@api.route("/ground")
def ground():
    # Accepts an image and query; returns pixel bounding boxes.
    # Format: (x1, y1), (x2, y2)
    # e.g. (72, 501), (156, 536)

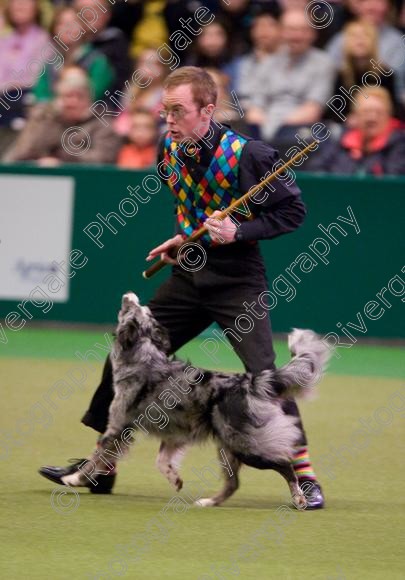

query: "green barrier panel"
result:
(0, 164), (404, 339)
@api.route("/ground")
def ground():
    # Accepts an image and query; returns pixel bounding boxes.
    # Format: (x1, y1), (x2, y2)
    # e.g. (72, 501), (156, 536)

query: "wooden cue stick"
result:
(142, 140), (319, 279)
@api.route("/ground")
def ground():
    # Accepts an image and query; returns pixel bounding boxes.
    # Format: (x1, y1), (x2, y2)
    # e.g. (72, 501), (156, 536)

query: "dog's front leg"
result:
(156, 441), (187, 492)
(196, 448), (241, 508)
(61, 384), (137, 488)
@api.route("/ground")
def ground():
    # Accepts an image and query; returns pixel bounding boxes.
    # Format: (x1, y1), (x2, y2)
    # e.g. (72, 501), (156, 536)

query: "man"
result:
(39, 66), (324, 509)
(245, 10), (335, 146)
(236, 7), (282, 114)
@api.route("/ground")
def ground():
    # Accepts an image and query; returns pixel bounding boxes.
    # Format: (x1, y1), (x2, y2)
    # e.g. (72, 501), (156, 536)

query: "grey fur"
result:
(72, 293), (331, 507)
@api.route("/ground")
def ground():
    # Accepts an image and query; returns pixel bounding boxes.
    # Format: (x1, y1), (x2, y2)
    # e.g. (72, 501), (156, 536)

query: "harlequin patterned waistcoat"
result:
(163, 129), (251, 245)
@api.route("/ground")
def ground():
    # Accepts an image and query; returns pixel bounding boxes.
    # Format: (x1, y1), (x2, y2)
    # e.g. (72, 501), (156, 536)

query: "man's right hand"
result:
(145, 234), (185, 265)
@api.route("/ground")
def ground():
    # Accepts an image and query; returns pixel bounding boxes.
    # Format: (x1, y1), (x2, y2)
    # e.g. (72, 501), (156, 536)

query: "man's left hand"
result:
(205, 211), (237, 244)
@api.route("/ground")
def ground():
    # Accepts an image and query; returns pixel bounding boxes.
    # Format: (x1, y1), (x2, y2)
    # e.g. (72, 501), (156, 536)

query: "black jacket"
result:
(306, 123), (405, 176)
(157, 122), (307, 242)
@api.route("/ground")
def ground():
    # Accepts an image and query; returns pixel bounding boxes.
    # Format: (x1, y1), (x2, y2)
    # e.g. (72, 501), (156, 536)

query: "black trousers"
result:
(82, 243), (307, 445)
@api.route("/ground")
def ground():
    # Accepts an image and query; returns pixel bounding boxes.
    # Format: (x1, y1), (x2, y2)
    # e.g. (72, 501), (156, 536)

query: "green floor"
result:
(0, 328), (404, 580)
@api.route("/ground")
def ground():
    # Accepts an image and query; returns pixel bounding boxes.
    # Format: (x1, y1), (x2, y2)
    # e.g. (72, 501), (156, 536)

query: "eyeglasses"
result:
(159, 106), (201, 121)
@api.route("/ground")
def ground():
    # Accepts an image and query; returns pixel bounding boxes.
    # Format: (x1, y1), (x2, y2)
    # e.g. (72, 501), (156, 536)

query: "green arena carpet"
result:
(0, 328), (404, 580)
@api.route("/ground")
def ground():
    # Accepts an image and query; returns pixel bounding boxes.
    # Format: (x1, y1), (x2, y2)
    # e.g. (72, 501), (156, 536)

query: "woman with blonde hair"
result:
(331, 19), (403, 122)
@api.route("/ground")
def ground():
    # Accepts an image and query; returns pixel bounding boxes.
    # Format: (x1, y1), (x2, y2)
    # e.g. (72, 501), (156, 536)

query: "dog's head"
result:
(115, 292), (170, 353)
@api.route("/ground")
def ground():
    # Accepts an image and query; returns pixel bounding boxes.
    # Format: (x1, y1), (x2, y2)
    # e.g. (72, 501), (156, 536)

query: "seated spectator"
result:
(117, 108), (158, 169)
(205, 68), (250, 135)
(73, 0), (132, 93)
(236, 7), (282, 110)
(114, 48), (167, 136)
(247, 9), (336, 146)
(184, 19), (239, 89)
(2, 66), (122, 164)
(0, 0), (49, 131)
(326, 0), (404, 83)
(307, 87), (405, 175)
(32, 6), (114, 103)
(216, 0), (261, 55)
(330, 19), (404, 122)
(109, 0), (144, 42)
(164, 0), (217, 63)
(129, 0), (167, 60)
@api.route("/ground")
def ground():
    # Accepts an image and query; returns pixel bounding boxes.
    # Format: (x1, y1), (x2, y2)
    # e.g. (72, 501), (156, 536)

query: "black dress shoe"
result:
(299, 480), (325, 510)
(38, 458), (116, 494)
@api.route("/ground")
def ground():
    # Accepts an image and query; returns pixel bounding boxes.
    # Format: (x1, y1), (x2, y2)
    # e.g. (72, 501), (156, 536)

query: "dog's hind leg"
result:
(196, 448), (241, 508)
(273, 462), (307, 510)
(156, 441), (187, 492)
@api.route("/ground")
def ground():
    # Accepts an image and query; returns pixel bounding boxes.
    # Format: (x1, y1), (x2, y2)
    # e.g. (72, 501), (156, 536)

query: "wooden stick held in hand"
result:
(142, 140), (319, 279)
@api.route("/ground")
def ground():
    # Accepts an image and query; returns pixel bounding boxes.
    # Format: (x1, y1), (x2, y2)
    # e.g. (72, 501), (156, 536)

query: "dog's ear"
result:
(117, 320), (138, 350)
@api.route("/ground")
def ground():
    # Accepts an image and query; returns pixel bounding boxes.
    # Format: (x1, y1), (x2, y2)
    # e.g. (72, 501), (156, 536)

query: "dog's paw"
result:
(61, 472), (85, 487)
(175, 477), (183, 492)
(292, 492), (307, 510)
(194, 498), (217, 508)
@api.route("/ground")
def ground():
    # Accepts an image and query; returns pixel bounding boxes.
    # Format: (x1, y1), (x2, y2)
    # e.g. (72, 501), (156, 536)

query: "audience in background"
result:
(205, 68), (250, 135)
(3, 66), (121, 164)
(184, 19), (239, 88)
(216, 0), (267, 55)
(245, 9), (336, 148)
(164, 0), (218, 63)
(236, 8), (282, 111)
(114, 49), (167, 137)
(327, 0), (405, 103)
(32, 6), (114, 103)
(129, 0), (167, 61)
(0, 0), (404, 174)
(73, 0), (132, 94)
(307, 87), (405, 175)
(330, 19), (404, 123)
(109, 0), (144, 43)
(0, 0), (49, 130)
(117, 108), (158, 169)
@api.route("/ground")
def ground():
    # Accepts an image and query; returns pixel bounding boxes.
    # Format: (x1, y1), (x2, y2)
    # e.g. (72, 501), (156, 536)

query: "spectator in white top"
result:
(246, 9), (336, 145)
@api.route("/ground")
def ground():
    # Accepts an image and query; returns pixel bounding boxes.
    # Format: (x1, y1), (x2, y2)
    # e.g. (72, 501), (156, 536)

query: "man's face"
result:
(58, 88), (91, 123)
(251, 15), (280, 53)
(355, 95), (391, 139)
(281, 12), (315, 56)
(161, 84), (213, 142)
(356, 0), (388, 25)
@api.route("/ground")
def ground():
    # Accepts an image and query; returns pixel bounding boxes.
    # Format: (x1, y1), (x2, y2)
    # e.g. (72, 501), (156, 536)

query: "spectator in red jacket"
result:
(308, 87), (405, 175)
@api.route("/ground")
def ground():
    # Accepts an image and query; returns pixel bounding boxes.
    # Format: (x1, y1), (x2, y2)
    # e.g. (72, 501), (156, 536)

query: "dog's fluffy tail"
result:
(274, 328), (332, 399)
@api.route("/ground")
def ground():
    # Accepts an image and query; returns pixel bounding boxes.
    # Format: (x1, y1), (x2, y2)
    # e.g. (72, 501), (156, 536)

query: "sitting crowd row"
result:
(0, 0), (405, 175)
